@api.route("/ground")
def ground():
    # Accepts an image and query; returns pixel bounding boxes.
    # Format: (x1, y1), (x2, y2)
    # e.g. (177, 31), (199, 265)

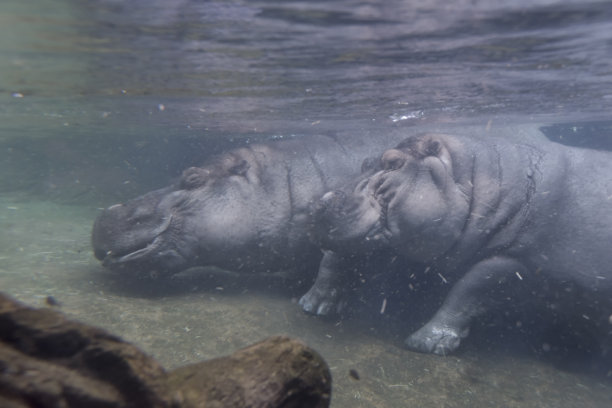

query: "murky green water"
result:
(2, 0), (612, 406)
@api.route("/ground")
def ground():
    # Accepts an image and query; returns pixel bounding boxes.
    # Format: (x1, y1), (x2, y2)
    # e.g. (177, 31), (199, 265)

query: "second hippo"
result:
(300, 129), (612, 355)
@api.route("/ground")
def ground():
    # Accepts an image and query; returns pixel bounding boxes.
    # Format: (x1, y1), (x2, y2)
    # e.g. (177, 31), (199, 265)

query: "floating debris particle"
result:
(45, 295), (61, 307)
(380, 298), (387, 314)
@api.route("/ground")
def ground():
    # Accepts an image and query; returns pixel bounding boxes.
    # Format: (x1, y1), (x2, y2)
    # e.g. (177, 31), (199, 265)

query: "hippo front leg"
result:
(405, 256), (527, 355)
(299, 250), (351, 315)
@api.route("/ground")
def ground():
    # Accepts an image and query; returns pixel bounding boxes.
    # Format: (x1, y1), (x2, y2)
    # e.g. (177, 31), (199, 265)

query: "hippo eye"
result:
(381, 149), (406, 171)
(180, 167), (210, 190)
(360, 157), (380, 174)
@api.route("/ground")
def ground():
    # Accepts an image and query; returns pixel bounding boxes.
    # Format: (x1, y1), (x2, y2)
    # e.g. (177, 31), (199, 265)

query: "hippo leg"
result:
(299, 251), (351, 315)
(405, 257), (527, 355)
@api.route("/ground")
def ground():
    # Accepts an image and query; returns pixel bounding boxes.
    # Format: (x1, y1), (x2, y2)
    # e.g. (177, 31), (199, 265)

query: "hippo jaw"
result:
(96, 212), (183, 269)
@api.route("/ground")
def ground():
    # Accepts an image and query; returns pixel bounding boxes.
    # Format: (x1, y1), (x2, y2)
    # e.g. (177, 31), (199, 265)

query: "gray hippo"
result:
(300, 128), (612, 355)
(92, 133), (403, 281)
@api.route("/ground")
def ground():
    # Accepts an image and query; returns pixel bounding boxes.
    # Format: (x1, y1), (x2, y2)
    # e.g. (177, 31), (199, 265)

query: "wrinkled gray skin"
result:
(92, 133), (402, 279)
(300, 129), (612, 355)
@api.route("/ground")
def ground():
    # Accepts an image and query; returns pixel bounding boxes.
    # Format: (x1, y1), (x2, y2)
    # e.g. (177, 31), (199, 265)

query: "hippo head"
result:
(314, 133), (472, 263)
(92, 149), (286, 277)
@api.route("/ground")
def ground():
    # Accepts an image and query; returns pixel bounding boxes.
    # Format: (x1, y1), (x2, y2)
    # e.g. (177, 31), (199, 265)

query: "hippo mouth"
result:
(363, 202), (391, 245)
(99, 214), (182, 269)
(316, 180), (393, 249)
(101, 236), (165, 267)
(365, 177), (393, 244)
(329, 193), (391, 247)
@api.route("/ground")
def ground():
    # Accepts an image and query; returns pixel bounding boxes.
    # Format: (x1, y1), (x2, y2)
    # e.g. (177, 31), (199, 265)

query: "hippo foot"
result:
(404, 324), (467, 356)
(299, 286), (341, 316)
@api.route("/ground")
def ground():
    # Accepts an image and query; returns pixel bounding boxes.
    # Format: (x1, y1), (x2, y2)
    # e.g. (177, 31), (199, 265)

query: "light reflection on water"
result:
(3, 0), (612, 132)
(1, 0), (612, 407)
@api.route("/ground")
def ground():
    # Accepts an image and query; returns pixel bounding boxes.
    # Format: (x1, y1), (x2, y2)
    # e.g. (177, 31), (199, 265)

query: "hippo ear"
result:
(180, 167), (210, 190)
(420, 138), (442, 158)
(397, 133), (443, 159)
(218, 154), (250, 177)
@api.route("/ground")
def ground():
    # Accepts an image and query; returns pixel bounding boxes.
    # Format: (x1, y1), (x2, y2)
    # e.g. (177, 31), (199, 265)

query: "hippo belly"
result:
(301, 129), (612, 355)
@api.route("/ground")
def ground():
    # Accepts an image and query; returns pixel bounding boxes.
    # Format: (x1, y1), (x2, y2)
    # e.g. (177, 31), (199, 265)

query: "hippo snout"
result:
(91, 188), (181, 270)
(315, 190), (347, 218)
(311, 190), (352, 249)
(92, 203), (126, 261)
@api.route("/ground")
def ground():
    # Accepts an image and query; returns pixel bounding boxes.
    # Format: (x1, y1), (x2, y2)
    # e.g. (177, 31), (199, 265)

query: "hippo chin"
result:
(92, 133), (403, 280)
(300, 130), (612, 355)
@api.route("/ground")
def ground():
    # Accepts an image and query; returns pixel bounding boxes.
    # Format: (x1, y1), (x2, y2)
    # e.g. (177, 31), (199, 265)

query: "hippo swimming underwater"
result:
(301, 128), (612, 355)
(91, 133), (403, 282)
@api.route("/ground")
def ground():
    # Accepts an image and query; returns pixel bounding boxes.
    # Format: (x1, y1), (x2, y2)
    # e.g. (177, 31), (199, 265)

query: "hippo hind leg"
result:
(404, 318), (469, 355)
(404, 257), (528, 355)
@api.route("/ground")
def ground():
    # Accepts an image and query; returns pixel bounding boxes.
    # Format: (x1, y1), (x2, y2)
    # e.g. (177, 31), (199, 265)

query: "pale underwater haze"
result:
(1, 0), (612, 406)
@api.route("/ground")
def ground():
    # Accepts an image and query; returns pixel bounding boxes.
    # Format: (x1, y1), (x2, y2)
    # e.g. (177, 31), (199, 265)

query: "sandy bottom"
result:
(1, 194), (612, 408)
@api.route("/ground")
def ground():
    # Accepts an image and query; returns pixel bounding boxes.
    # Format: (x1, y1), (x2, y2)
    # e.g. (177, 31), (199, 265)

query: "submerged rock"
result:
(168, 335), (332, 408)
(0, 293), (331, 408)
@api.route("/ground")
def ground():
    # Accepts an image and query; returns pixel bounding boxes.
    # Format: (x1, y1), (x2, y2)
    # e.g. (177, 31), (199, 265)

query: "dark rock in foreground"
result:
(0, 292), (331, 408)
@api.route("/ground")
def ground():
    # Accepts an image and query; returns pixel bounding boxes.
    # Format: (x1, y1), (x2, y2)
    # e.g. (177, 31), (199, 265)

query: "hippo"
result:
(91, 132), (404, 282)
(300, 128), (612, 355)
